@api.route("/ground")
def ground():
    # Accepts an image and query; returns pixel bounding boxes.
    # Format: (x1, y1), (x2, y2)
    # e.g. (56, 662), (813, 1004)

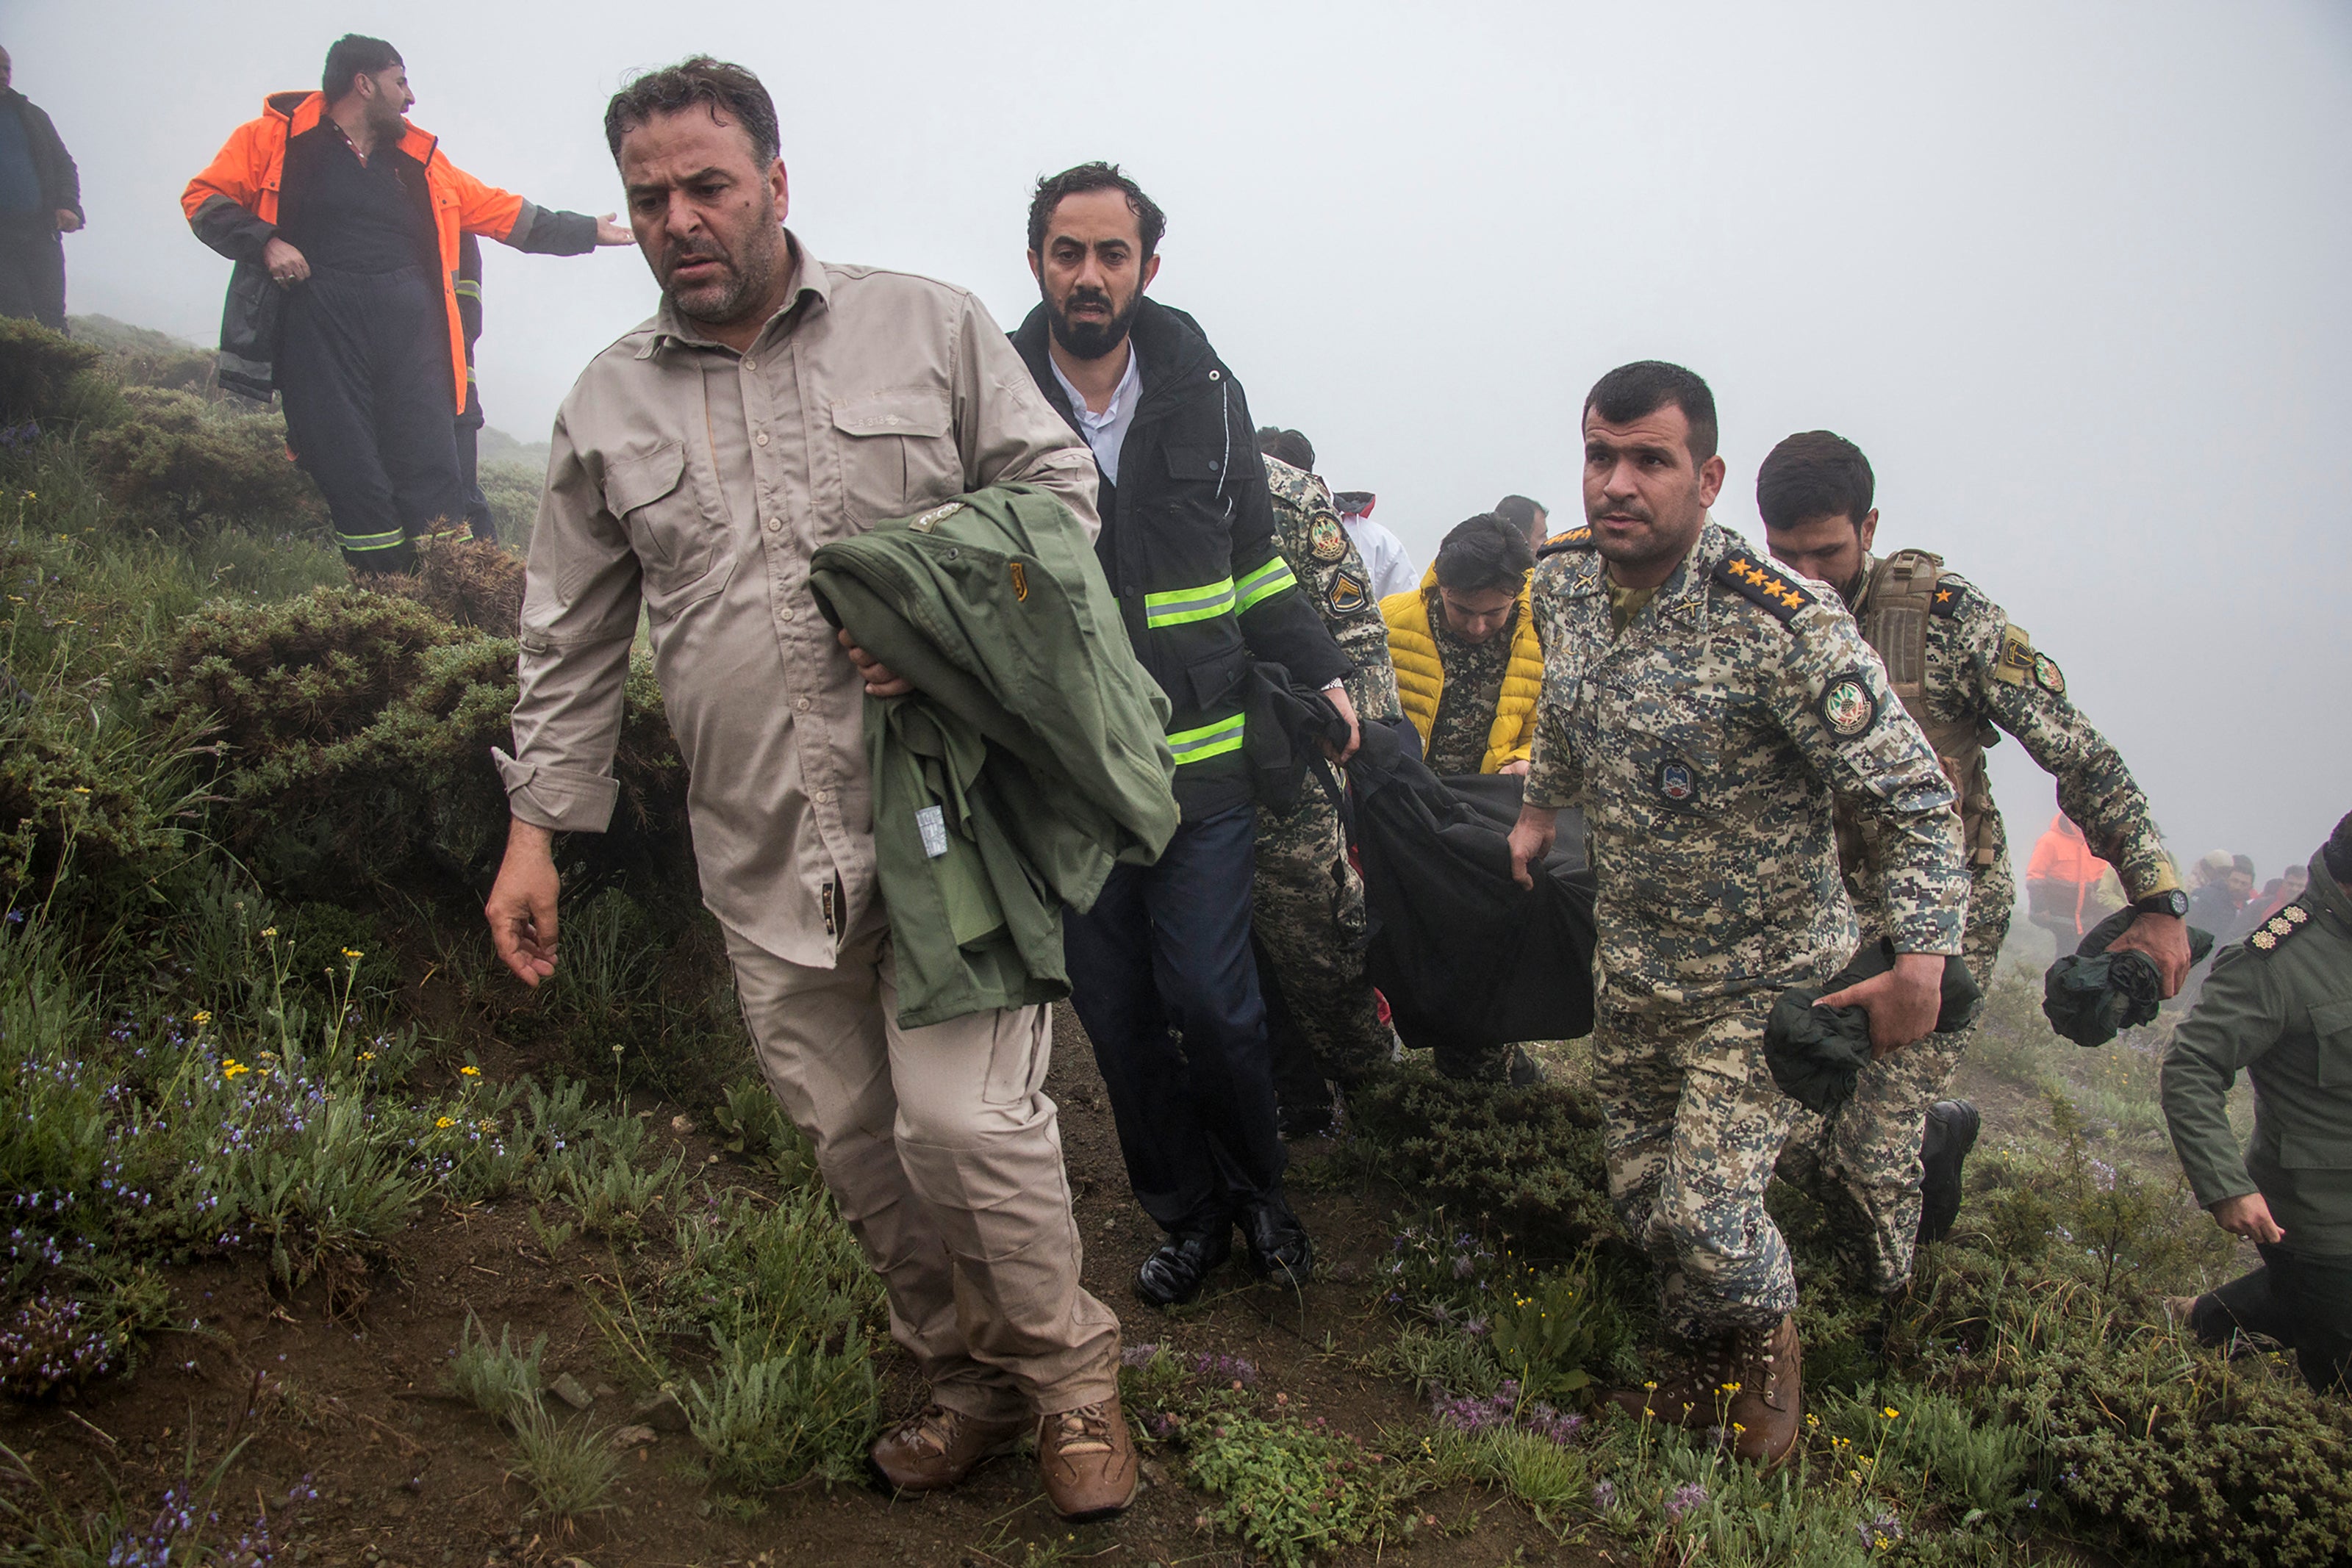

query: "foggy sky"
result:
(15, 1), (2351, 877)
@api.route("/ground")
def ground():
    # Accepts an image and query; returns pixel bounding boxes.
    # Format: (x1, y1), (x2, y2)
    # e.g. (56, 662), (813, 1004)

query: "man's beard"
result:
(663, 195), (784, 327)
(1044, 282), (1143, 362)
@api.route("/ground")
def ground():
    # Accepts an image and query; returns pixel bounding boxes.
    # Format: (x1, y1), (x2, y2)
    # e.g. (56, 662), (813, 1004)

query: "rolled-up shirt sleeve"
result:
(495, 409), (642, 833)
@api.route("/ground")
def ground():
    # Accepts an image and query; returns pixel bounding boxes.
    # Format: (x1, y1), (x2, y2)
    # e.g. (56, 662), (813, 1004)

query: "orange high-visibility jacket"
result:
(182, 92), (584, 407)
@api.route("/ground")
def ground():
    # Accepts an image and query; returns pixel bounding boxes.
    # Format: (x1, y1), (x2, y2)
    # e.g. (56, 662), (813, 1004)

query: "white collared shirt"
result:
(1048, 339), (1144, 486)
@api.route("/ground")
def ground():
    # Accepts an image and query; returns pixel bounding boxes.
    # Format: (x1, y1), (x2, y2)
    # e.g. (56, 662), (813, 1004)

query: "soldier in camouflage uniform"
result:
(1508, 364), (1965, 1467)
(1756, 431), (2190, 1300)
(1252, 437), (1402, 1126)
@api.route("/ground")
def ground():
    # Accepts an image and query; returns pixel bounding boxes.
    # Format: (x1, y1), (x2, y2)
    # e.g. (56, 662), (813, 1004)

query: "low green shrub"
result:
(684, 1330), (877, 1494)
(1185, 1414), (1416, 1567)
(0, 318), (123, 430)
(1349, 1066), (1617, 1258)
(85, 387), (324, 538)
(506, 1405), (617, 1522)
(446, 1312), (547, 1424)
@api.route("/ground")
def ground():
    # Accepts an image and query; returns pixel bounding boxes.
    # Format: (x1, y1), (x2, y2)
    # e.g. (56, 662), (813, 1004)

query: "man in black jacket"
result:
(0, 46), (82, 332)
(1013, 162), (1358, 1308)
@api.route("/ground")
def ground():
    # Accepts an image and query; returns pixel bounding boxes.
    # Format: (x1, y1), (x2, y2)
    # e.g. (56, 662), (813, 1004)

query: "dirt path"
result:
(4, 1007), (1596, 1567)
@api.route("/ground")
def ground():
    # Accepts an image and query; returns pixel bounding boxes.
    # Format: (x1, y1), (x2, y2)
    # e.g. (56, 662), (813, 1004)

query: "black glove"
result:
(2040, 907), (2214, 1048)
(1765, 940), (1984, 1117)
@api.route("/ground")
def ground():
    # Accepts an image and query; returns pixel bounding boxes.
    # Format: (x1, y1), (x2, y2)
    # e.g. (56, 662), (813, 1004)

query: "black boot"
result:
(1135, 1223), (1233, 1309)
(1239, 1190), (1314, 1285)
(1916, 1099), (1981, 1244)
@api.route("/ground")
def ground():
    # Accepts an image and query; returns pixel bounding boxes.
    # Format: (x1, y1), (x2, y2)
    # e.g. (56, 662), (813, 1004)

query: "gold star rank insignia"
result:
(1713, 552), (1811, 627)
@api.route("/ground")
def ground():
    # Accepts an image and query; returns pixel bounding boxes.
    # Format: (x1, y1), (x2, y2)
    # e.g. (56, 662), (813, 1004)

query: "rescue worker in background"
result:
(1757, 430), (2187, 1304)
(0, 45), (82, 332)
(1252, 425), (1402, 1137)
(182, 35), (629, 574)
(1494, 494), (1549, 551)
(1011, 162), (1358, 1311)
(2025, 808), (2123, 946)
(1508, 363), (1967, 1467)
(1381, 511), (1547, 1085)
(483, 58), (1136, 1520)
(2162, 811), (2352, 1398)
(452, 231), (496, 542)
(1333, 486), (1419, 600)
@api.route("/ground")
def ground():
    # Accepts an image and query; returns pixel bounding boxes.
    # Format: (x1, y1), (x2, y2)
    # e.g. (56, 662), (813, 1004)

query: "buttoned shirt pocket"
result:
(603, 441), (727, 610)
(1624, 709), (1724, 824)
(831, 387), (956, 525)
(2314, 997), (2352, 1089)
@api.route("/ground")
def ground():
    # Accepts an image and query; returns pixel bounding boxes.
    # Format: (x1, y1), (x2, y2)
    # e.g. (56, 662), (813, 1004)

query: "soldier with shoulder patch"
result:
(1755, 431), (2190, 1303)
(2161, 811), (2352, 1397)
(1251, 427), (1401, 1133)
(1508, 362), (1967, 1467)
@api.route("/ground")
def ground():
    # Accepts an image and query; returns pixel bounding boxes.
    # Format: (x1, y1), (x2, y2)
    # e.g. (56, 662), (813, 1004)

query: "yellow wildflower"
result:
(459, 1065), (481, 1077)
(436, 1116), (456, 1129)
(1882, 1406), (1899, 1419)
(193, 1010), (212, 1026)
(222, 1060), (250, 1079)
(341, 947), (364, 960)
(259, 927), (278, 938)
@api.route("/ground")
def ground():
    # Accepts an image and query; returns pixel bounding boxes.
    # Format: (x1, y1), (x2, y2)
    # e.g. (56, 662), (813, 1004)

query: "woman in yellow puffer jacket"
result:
(1379, 514), (1544, 775)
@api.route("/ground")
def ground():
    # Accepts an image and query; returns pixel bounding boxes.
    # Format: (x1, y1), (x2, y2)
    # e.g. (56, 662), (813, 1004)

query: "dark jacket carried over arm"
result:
(808, 484), (1180, 1028)
(2, 91), (79, 224)
(2160, 849), (2352, 1256)
(1011, 298), (1349, 820)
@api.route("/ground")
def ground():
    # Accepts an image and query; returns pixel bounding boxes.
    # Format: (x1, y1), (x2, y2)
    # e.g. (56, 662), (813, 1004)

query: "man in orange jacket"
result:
(183, 35), (628, 573)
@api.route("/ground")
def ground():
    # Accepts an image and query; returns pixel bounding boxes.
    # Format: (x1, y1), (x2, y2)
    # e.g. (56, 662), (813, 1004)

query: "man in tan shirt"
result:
(481, 58), (1134, 1520)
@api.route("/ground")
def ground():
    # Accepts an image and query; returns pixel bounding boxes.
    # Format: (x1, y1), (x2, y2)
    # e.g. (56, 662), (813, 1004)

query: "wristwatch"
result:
(2131, 888), (2190, 918)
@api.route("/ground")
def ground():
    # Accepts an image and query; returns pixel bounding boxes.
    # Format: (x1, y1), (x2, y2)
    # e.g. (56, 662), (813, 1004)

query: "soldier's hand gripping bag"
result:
(1765, 940), (1986, 1116)
(2040, 907), (2215, 1047)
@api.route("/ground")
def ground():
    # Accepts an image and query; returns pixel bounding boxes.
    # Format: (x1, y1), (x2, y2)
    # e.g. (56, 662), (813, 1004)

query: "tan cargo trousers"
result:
(723, 910), (1122, 1422)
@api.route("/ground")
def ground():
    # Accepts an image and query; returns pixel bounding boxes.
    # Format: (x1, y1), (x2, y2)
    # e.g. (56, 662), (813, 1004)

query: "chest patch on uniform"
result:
(1929, 581), (1968, 618)
(1008, 561), (1029, 602)
(1309, 516), (1349, 562)
(1538, 526), (1596, 557)
(1715, 553), (1811, 625)
(1655, 757), (1699, 805)
(1819, 670), (1879, 738)
(1327, 567), (1369, 617)
(2032, 651), (2065, 695)
(2247, 902), (2312, 952)
(1993, 624), (2035, 685)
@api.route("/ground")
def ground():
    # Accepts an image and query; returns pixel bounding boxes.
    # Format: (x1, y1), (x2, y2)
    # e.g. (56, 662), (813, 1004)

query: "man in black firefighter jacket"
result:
(1013, 162), (1358, 1308)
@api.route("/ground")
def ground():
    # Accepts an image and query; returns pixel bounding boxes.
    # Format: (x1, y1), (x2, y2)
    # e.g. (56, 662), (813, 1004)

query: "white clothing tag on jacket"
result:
(916, 805), (949, 858)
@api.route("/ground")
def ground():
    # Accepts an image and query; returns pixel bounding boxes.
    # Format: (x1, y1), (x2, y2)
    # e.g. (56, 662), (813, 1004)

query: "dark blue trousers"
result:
(1064, 804), (1287, 1235)
(277, 265), (465, 575)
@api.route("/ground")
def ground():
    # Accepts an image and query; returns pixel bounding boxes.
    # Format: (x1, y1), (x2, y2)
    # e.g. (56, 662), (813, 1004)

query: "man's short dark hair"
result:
(323, 35), (401, 101)
(1028, 162), (1166, 259)
(2325, 811), (2352, 883)
(1433, 514), (1535, 596)
(605, 57), (781, 167)
(1256, 427), (1315, 471)
(1494, 495), (1546, 540)
(1757, 431), (1876, 532)
(1584, 361), (1718, 463)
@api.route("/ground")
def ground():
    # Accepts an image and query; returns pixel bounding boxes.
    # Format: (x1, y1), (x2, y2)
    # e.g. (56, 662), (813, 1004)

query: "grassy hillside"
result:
(1, 317), (2345, 1568)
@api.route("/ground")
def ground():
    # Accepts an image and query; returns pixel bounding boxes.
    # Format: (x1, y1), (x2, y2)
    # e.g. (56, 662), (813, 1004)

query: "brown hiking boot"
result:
(869, 1403), (1025, 1492)
(1606, 1339), (1732, 1430)
(1036, 1396), (1139, 1521)
(1722, 1314), (1803, 1468)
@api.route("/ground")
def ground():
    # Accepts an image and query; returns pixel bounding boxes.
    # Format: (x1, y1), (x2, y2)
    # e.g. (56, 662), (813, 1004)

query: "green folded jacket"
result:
(810, 485), (1179, 1029)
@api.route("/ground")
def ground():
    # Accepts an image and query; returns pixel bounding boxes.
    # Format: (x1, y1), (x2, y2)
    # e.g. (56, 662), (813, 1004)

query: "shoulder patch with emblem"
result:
(1713, 551), (1813, 627)
(2032, 652), (2066, 696)
(1929, 578), (1969, 619)
(1538, 525), (1596, 558)
(1992, 623), (2036, 686)
(1326, 567), (1369, 618)
(2246, 902), (2313, 954)
(1818, 669), (1879, 738)
(1308, 514), (1348, 563)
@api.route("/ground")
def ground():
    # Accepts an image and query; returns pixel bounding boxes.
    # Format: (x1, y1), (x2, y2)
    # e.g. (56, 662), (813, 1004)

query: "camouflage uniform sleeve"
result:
(1264, 461), (1402, 724)
(1941, 579), (2174, 899)
(1773, 596), (1966, 955)
(1522, 553), (1583, 810)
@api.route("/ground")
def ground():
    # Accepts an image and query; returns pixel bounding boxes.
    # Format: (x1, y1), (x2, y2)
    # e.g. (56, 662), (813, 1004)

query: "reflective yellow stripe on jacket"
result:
(1166, 713), (1247, 765)
(1143, 576), (1235, 629)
